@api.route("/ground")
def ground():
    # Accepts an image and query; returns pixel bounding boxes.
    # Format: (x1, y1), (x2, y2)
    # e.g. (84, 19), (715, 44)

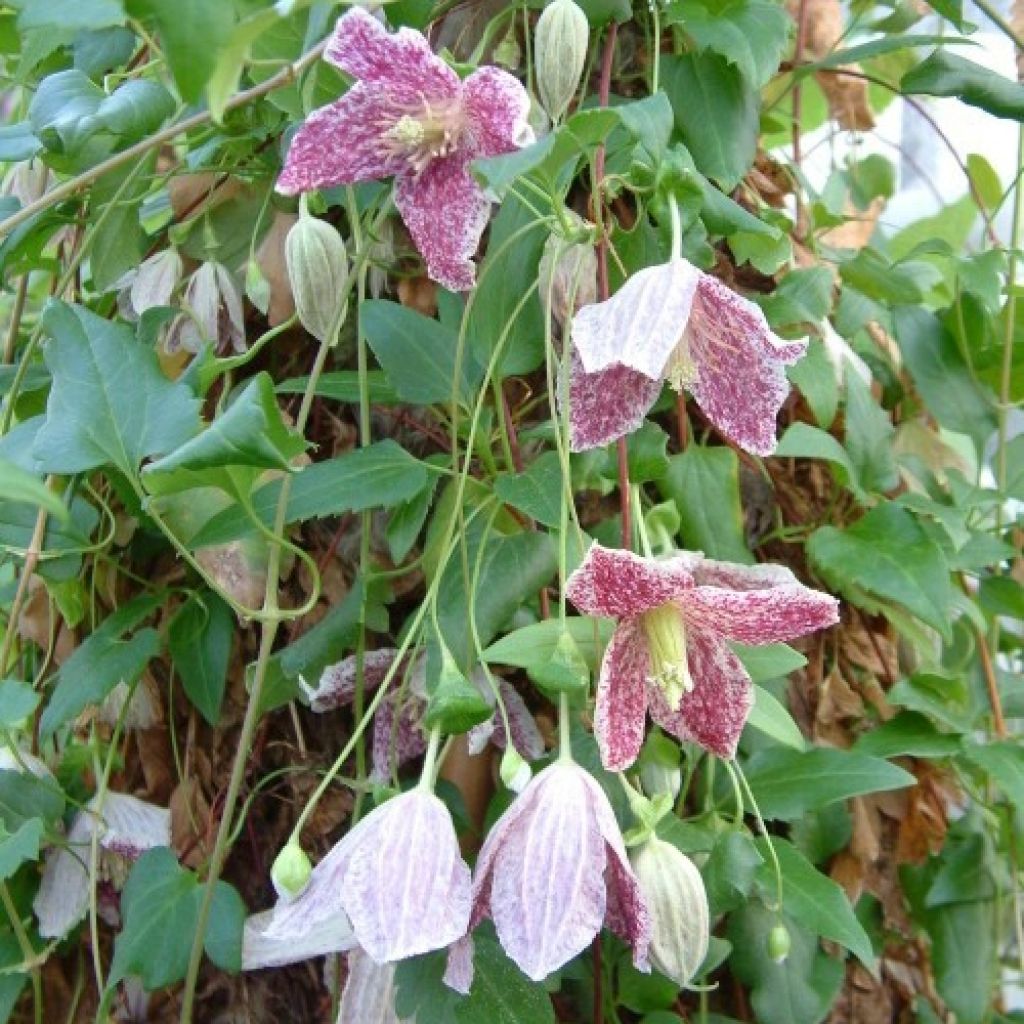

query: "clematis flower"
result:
(565, 544), (840, 769)
(33, 792), (171, 939)
(259, 787), (471, 964)
(460, 761), (651, 982)
(337, 948), (409, 1024)
(568, 259), (808, 456)
(276, 7), (532, 292)
(301, 648), (544, 781)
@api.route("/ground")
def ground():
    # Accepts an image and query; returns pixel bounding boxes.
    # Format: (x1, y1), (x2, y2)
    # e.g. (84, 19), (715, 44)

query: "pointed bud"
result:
(527, 628), (590, 697)
(500, 746), (531, 792)
(285, 202), (349, 344)
(535, 0), (590, 123)
(767, 922), (791, 963)
(423, 644), (492, 735)
(538, 225), (598, 328)
(271, 840), (312, 899)
(630, 835), (709, 988)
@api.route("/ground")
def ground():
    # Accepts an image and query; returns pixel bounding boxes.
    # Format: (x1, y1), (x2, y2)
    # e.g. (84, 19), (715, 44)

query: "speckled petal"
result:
(571, 260), (701, 379)
(443, 934), (475, 994)
(242, 908), (356, 969)
(489, 764), (607, 980)
(594, 621), (651, 772)
(495, 680), (545, 760)
(463, 66), (533, 158)
(648, 630), (753, 759)
(565, 543), (695, 619)
(686, 275), (807, 457)
(324, 7), (459, 100)
(97, 792), (171, 859)
(684, 581), (840, 645)
(394, 154), (490, 292)
(690, 558), (797, 591)
(301, 648), (399, 712)
(369, 694), (427, 782)
(338, 948), (403, 1024)
(567, 350), (662, 452)
(341, 790), (471, 962)
(277, 88), (410, 196)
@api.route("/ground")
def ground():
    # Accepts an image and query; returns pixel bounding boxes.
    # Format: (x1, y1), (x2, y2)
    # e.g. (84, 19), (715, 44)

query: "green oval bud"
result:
(767, 922), (791, 964)
(285, 204), (349, 344)
(271, 840), (312, 899)
(534, 0), (590, 123)
(500, 747), (531, 792)
(640, 760), (682, 802)
(538, 227), (597, 328)
(630, 836), (709, 988)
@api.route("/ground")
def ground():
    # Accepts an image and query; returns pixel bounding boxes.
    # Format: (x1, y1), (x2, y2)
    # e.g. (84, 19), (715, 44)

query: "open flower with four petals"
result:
(565, 544), (840, 770)
(277, 7), (532, 291)
(569, 259), (808, 456)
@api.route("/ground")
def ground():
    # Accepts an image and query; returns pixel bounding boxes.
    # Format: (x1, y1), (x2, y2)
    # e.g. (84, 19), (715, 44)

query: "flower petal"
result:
(342, 791), (471, 962)
(690, 558), (798, 592)
(567, 350), (662, 452)
(648, 630), (753, 758)
(369, 694), (427, 783)
(338, 948), (403, 1024)
(565, 543), (695, 619)
(443, 935), (475, 995)
(594, 621), (651, 772)
(394, 154), (490, 292)
(325, 7), (459, 100)
(301, 648), (399, 712)
(463, 66), (533, 158)
(571, 260), (701, 379)
(684, 581), (840, 645)
(33, 814), (93, 939)
(277, 88), (410, 196)
(490, 764), (607, 980)
(495, 680), (545, 760)
(686, 274), (807, 456)
(242, 908), (356, 969)
(97, 792), (171, 858)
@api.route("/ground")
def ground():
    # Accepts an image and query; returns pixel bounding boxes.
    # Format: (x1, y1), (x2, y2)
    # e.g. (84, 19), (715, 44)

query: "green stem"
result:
(558, 692), (573, 762)
(0, 881), (42, 1024)
(730, 760), (784, 912)
(417, 727), (443, 791)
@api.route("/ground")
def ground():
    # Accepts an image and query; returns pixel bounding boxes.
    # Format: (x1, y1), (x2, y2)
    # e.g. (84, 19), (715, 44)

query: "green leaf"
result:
(361, 300), (483, 405)
(207, 9), (280, 122)
(732, 642), (808, 682)
(9, 0), (125, 32)
(168, 592), (232, 726)
(142, 373), (306, 497)
(743, 747), (915, 820)
(0, 772), (65, 831)
(843, 369), (899, 494)
(704, 830), (763, 913)
(0, 495), (99, 583)
(664, 0), (792, 87)
(747, 685), (806, 751)
(807, 502), (953, 638)
(854, 711), (961, 759)
(126, 0), (235, 103)
(625, 421), (670, 483)
(0, 122), (43, 161)
(0, 680), (41, 727)
(978, 576), (1024, 619)
(32, 301), (200, 477)
(494, 451), (563, 529)
(190, 441), (429, 548)
(276, 371), (400, 406)
(774, 423), (864, 499)
(483, 616), (613, 675)
(888, 672), (973, 733)
(39, 594), (162, 737)
(0, 458), (67, 520)
(0, 819), (45, 881)
(901, 48), (1024, 121)
(657, 446), (751, 562)
(961, 740), (1024, 810)
(758, 268), (833, 328)
(894, 307), (998, 454)
(786, 340), (839, 429)
(662, 52), (759, 189)
(761, 839), (875, 968)
(803, 34), (975, 70)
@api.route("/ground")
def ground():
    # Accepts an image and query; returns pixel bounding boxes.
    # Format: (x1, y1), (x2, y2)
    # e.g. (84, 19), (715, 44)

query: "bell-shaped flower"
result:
(301, 649), (543, 782)
(258, 787), (471, 964)
(166, 261), (245, 355)
(565, 544), (839, 769)
(337, 948), (408, 1024)
(276, 7), (532, 292)
(462, 761), (651, 982)
(569, 259), (808, 456)
(33, 792), (171, 939)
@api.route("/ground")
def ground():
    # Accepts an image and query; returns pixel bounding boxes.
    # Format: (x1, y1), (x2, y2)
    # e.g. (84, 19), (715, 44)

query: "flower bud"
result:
(167, 261), (246, 355)
(271, 840), (312, 899)
(119, 249), (182, 320)
(640, 760), (682, 802)
(285, 204), (349, 343)
(538, 229), (597, 328)
(630, 835), (709, 988)
(767, 922), (791, 963)
(534, 0), (590, 123)
(2, 159), (50, 207)
(500, 746), (531, 792)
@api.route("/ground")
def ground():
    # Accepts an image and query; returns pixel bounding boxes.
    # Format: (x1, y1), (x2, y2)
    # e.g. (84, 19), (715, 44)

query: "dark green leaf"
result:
(276, 370), (399, 406)
(0, 819), (45, 881)
(961, 740), (1024, 810)
(854, 711), (961, 758)
(494, 451), (563, 529)
(843, 369), (899, 494)
(0, 122), (42, 161)
(732, 643), (808, 682)
(902, 48), (1024, 120)
(483, 616), (613, 675)
(774, 423), (863, 499)
(0, 772), (65, 831)
(704, 830), (763, 913)
(0, 679), (40, 727)
(0, 457), (67, 519)
(9, 0), (125, 31)
(786, 341), (839, 428)
(978, 576), (1024, 619)
(168, 592), (232, 726)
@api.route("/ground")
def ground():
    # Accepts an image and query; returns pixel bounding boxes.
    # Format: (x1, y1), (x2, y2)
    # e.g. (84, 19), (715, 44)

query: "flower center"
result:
(664, 335), (698, 392)
(383, 98), (463, 174)
(640, 603), (693, 710)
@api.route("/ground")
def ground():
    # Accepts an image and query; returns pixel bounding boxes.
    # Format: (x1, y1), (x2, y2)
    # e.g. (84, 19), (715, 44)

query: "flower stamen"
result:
(640, 603), (693, 710)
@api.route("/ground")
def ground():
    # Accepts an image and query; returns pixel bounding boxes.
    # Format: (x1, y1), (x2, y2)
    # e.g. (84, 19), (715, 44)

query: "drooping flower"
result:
(114, 248), (182, 320)
(568, 259), (808, 456)
(337, 948), (409, 1024)
(33, 792), (171, 939)
(259, 788), (471, 964)
(166, 261), (246, 355)
(301, 648), (544, 781)
(565, 544), (840, 769)
(276, 7), (533, 292)
(460, 761), (651, 982)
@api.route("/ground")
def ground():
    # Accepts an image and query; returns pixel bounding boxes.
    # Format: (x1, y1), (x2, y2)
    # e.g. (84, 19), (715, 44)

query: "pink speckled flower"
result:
(277, 8), (532, 292)
(260, 788), (471, 965)
(301, 649), (544, 781)
(569, 259), (807, 455)
(565, 544), (839, 769)
(460, 761), (651, 982)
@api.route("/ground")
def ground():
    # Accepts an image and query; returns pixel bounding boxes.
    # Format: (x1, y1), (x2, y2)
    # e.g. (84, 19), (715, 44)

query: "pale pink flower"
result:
(277, 7), (532, 292)
(569, 259), (808, 455)
(565, 544), (840, 769)
(460, 761), (651, 982)
(301, 649), (544, 781)
(259, 788), (471, 964)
